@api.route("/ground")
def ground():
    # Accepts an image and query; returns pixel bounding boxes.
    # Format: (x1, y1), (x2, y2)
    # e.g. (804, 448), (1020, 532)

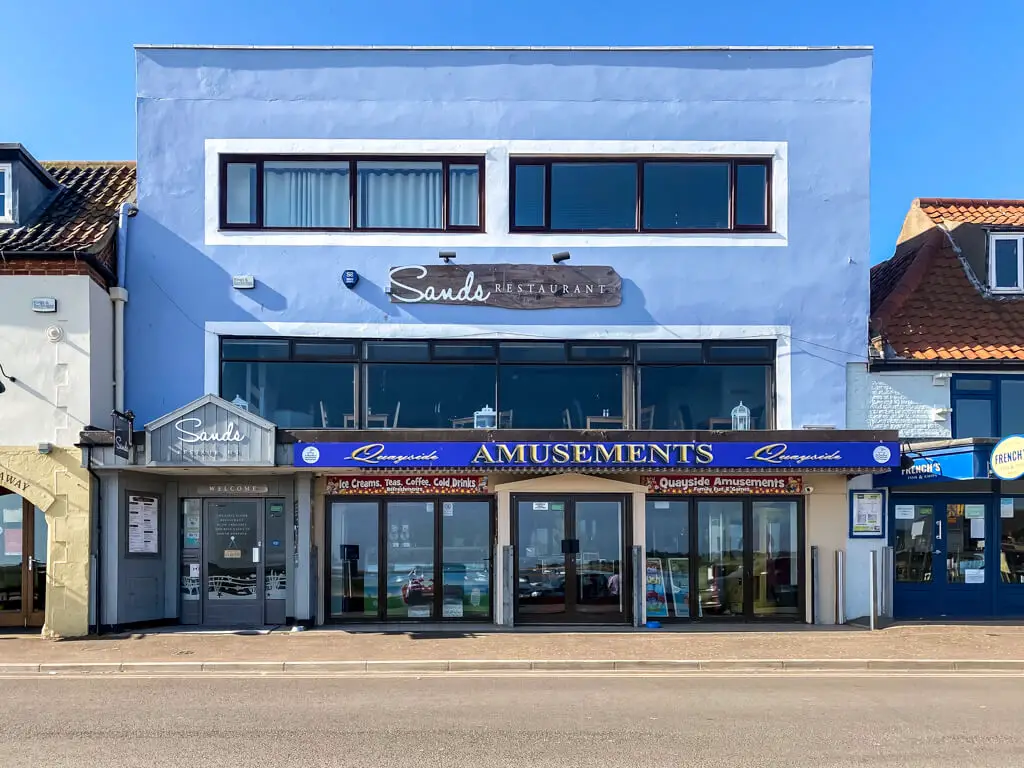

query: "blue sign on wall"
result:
(874, 446), (987, 487)
(295, 440), (900, 470)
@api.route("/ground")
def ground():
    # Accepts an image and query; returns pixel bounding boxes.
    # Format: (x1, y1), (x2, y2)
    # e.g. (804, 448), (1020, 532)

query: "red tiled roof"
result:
(918, 198), (1024, 227)
(871, 221), (1024, 361)
(0, 162), (136, 254)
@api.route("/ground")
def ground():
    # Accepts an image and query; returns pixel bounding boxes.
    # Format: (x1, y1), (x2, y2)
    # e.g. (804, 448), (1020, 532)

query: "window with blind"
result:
(219, 155), (484, 232)
(510, 157), (771, 233)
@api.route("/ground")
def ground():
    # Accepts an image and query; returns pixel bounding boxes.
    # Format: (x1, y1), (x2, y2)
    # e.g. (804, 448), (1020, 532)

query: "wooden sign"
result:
(388, 264), (622, 309)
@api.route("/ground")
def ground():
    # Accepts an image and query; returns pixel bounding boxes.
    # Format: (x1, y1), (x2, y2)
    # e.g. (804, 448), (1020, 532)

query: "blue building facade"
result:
(89, 46), (896, 631)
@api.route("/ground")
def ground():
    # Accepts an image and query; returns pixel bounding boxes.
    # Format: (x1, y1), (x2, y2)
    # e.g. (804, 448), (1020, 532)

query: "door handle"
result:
(27, 557), (34, 572)
(933, 550), (941, 556)
(937, 521), (942, 541)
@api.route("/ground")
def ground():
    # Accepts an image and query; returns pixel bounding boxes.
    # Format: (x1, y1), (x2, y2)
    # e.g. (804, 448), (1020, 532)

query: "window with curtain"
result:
(220, 155), (484, 232)
(357, 161), (443, 230)
(264, 161), (350, 228)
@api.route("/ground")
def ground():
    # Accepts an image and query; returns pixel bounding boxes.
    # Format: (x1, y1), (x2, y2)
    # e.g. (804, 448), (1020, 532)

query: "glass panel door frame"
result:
(324, 494), (495, 623)
(646, 494), (805, 622)
(202, 498), (265, 626)
(512, 493), (633, 625)
(891, 494), (995, 619)
(0, 495), (45, 628)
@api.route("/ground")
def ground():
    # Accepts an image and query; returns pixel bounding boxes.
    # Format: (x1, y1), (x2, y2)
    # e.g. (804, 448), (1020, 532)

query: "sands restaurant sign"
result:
(387, 264), (622, 309)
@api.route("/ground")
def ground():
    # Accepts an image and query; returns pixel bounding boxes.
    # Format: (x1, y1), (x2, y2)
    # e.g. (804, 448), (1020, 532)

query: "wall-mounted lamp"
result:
(0, 362), (15, 395)
(439, 251), (456, 264)
(552, 251), (571, 264)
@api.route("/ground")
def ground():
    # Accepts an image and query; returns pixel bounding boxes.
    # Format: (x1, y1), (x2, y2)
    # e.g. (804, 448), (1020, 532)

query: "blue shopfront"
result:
(876, 439), (1024, 619)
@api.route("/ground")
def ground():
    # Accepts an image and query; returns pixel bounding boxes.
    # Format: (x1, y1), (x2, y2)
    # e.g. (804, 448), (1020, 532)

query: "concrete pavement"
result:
(2, 624), (1024, 669)
(0, 675), (1020, 767)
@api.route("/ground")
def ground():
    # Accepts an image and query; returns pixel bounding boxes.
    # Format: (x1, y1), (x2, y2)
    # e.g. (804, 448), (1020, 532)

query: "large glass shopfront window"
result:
(219, 339), (775, 430)
(328, 496), (492, 621)
(645, 496), (803, 621)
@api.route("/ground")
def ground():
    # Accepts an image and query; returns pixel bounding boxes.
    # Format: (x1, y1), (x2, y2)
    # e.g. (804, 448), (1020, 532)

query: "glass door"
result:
(696, 500), (745, 617)
(514, 495), (628, 623)
(0, 491), (46, 628)
(203, 499), (264, 626)
(892, 497), (993, 619)
(574, 499), (625, 621)
(515, 497), (568, 619)
(751, 500), (800, 618)
(385, 500), (436, 619)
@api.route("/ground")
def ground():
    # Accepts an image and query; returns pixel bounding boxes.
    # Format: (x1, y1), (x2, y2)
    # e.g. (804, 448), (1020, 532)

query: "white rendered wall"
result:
(847, 364), (951, 439)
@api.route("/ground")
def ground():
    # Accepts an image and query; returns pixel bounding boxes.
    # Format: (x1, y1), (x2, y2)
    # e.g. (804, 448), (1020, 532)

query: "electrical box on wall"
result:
(31, 297), (57, 313)
(231, 275), (255, 290)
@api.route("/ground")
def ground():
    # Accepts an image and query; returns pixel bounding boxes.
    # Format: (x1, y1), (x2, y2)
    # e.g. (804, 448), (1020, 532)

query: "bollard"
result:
(835, 550), (846, 624)
(868, 549), (878, 631)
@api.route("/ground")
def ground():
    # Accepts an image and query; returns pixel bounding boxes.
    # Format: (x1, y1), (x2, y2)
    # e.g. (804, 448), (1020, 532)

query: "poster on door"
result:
(667, 558), (691, 618)
(645, 558), (669, 618)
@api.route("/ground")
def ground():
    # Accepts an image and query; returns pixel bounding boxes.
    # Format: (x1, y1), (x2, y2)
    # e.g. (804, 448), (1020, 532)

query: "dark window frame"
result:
(509, 156), (772, 234)
(218, 153), (486, 233)
(952, 374), (1024, 438)
(324, 494), (495, 623)
(218, 338), (776, 430)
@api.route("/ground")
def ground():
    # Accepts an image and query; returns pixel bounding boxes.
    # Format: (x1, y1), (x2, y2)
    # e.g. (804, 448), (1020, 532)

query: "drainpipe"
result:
(111, 202), (137, 411)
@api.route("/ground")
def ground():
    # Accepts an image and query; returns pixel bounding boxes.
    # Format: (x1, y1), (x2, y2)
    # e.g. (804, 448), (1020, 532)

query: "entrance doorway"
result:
(0, 490), (47, 628)
(892, 496), (992, 619)
(645, 497), (803, 620)
(513, 494), (629, 624)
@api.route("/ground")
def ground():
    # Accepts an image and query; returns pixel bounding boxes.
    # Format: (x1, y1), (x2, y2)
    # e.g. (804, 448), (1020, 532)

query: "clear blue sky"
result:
(8, 0), (1023, 263)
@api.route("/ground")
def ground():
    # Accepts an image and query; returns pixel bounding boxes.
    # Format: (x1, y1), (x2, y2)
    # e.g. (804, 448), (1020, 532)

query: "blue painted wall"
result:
(130, 47), (872, 425)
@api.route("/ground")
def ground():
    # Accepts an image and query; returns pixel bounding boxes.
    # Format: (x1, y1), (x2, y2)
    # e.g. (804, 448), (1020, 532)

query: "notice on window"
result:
(965, 504), (985, 519)
(851, 491), (885, 537)
(895, 505), (916, 520)
(971, 517), (985, 540)
(965, 569), (985, 585)
(911, 520), (925, 538)
(127, 494), (159, 554)
(1001, 498), (1016, 518)
(645, 559), (669, 618)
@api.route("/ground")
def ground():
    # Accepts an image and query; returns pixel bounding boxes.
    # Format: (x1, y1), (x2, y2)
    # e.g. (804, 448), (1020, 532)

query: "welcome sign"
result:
(296, 440), (899, 470)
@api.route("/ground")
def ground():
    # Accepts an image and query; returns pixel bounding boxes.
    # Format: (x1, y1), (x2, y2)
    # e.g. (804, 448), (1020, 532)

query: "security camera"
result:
(804, 485), (815, 495)
(552, 251), (571, 264)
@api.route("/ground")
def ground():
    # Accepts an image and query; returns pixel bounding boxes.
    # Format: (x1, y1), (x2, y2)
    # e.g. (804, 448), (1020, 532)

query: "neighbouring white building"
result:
(0, 144), (135, 636)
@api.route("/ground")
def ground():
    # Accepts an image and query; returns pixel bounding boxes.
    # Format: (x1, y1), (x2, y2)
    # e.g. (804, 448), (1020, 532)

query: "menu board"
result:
(127, 494), (159, 554)
(645, 559), (669, 618)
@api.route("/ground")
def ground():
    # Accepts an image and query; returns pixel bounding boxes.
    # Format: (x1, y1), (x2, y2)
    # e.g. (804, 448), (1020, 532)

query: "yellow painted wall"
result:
(0, 447), (91, 638)
(804, 474), (849, 624)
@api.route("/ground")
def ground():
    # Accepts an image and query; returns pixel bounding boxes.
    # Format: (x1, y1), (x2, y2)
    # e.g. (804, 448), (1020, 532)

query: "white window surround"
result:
(204, 139), (788, 248)
(989, 233), (1024, 294)
(203, 321), (794, 429)
(0, 163), (12, 223)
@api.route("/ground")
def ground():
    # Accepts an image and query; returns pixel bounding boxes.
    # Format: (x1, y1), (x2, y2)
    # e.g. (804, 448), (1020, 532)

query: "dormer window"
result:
(990, 233), (1024, 293)
(0, 163), (11, 223)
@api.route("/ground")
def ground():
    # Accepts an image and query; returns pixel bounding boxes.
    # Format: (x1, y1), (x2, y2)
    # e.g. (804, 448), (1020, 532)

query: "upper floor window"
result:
(219, 338), (775, 431)
(990, 234), (1024, 293)
(952, 375), (1024, 438)
(0, 164), (11, 223)
(219, 155), (484, 232)
(510, 157), (771, 233)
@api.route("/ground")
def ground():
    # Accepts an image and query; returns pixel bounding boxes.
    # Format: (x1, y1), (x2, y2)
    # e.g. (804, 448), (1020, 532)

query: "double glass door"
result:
(329, 497), (493, 621)
(0, 491), (47, 628)
(645, 498), (802, 620)
(515, 495), (628, 623)
(892, 497), (991, 619)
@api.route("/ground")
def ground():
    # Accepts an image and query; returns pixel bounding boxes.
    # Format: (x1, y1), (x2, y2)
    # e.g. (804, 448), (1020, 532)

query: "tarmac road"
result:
(0, 673), (1017, 767)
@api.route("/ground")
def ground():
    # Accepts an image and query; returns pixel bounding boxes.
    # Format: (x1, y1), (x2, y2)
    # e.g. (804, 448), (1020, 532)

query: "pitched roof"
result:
(918, 198), (1024, 227)
(871, 199), (1024, 361)
(0, 161), (136, 254)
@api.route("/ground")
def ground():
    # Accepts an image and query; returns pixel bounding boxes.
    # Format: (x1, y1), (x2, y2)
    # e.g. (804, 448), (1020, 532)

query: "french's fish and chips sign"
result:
(991, 435), (1024, 480)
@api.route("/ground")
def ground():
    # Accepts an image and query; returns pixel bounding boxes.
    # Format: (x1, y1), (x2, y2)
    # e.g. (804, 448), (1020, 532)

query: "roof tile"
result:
(0, 162), (136, 254)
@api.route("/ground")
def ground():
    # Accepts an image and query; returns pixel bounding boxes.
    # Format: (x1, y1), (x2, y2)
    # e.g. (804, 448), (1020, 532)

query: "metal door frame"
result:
(512, 493), (631, 625)
(201, 498), (266, 626)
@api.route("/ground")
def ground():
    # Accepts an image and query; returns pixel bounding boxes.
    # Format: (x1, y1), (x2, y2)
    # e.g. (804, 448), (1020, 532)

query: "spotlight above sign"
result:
(387, 263), (622, 309)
